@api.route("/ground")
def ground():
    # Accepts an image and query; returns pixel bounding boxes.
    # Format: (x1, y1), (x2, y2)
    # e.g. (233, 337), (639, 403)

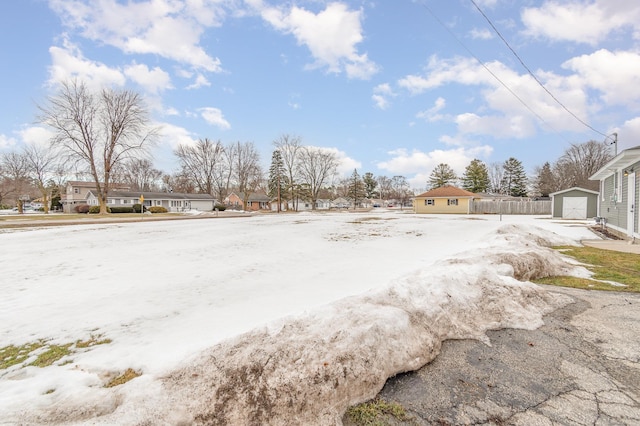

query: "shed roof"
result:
(549, 187), (599, 197)
(415, 186), (476, 198)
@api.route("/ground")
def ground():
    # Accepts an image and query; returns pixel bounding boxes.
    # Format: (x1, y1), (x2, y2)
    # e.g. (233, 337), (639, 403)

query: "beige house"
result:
(414, 186), (478, 214)
(61, 181), (130, 213)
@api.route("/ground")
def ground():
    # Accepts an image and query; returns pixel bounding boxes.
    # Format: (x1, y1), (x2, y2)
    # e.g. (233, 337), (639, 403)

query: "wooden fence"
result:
(469, 200), (552, 215)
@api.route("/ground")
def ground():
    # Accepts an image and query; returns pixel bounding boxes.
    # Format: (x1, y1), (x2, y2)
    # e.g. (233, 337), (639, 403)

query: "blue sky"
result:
(1, 0), (639, 190)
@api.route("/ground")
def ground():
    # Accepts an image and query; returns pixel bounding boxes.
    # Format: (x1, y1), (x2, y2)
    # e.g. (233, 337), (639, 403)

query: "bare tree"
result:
(297, 146), (338, 210)
(273, 134), (302, 210)
(23, 143), (59, 213)
(38, 79), (158, 214)
(119, 158), (163, 192)
(376, 175), (393, 202)
(488, 162), (504, 194)
(174, 138), (224, 195)
(391, 175), (411, 209)
(229, 141), (262, 210)
(1, 151), (31, 212)
(553, 140), (612, 191)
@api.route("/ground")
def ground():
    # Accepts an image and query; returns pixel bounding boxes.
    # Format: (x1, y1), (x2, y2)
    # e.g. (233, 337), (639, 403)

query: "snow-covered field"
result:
(0, 210), (597, 425)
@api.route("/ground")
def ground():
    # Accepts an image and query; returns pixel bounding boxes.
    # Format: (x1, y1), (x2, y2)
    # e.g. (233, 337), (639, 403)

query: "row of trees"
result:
(425, 140), (612, 197)
(0, 79), (615, 213)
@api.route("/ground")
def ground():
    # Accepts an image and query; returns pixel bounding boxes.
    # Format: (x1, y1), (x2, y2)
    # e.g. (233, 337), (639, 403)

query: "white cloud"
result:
(49, 0), (226, 72)
(377, 146), (493, 189)
(618, 117), (640, 152)
(199, 107), (231, 130)
(18, 127), (55, 148)
(124, 63), (172, 94)
(469, 28), (493, 40)
(521, 1), (640, 45)
(186, 74), (211, 90)
(372, 83), (395, 109)
(159, 122), (198, 150)
(255, 2), (378, 79)
(416, 97), (447, 122)
(562, 49), (640, 106)
(0, 134), (17, 151)
(305, 145), (361, 178)
(48, 38), (125, 90)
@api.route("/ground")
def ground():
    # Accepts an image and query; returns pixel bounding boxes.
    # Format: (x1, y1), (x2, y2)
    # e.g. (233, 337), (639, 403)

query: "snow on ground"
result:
(0, 211), (598, 425)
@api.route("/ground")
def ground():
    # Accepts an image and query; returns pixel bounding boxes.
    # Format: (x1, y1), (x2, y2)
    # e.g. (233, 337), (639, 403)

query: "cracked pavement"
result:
(348, 286), (640, 425)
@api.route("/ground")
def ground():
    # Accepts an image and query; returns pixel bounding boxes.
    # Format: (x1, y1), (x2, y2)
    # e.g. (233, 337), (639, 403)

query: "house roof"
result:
(549, 187), (599, 197)
(91, 190), (216, 201)
(590, 145), (640, 180)
(415, 186), (476, 198)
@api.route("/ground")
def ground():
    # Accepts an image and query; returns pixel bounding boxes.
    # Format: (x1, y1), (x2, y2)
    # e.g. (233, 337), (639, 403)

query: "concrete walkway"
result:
(582, 238), (640, 254)
(349, 286), (640, 425)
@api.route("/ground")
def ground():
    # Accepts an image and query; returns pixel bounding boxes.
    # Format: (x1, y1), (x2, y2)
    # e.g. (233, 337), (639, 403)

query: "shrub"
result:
(109, 207), (134, 214)
(132, 203), (147, 213)
(75, 204), (90, 214)
(89, 206), (112, 214)
(214, 204), (226, 212)
(148, 206), (167, 213)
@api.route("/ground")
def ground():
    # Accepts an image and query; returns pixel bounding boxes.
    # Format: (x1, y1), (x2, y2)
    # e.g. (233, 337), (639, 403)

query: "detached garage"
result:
(550, 187), (599, 219)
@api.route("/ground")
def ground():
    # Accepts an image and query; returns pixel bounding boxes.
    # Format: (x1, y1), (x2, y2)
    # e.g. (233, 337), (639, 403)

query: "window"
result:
(74, 188), (80, 194)
(447, 199), (458, 206)
(425, 199), (434, 206)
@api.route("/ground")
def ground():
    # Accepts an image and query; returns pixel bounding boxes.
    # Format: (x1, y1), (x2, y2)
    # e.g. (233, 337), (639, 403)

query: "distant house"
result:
(414, 186), (478, 214)
(550, 187), (599, 219)
(86, 190), (216, 212)
(61, 181), (130, 213)
(589, 145), (640, 239)
(332, 197), (351, 209)
(225, 192), (271, 211)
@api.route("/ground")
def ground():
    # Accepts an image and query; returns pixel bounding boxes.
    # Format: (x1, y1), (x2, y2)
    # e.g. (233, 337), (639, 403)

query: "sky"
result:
(1, 0), (639, 190)
(0, 211), (598, 424)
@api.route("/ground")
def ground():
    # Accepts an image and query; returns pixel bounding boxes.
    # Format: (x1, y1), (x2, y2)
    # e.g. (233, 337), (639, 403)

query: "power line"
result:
(469, 0), (608, 138)
(419, 1), (565, 139)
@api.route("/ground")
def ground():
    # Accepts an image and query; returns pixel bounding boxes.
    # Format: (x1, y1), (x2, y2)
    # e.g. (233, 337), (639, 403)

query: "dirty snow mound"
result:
(9, 224), (585, 425)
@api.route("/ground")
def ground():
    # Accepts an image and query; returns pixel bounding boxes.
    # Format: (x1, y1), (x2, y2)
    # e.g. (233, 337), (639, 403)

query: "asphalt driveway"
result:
(345, 285), (640, 425)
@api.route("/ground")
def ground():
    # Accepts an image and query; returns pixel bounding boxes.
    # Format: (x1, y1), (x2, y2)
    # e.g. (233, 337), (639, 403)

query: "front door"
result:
(628, 172), (636, 237)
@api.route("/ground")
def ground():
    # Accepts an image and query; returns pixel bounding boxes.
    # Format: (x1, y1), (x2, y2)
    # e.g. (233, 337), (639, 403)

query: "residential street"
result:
(347, 286), (640, 425)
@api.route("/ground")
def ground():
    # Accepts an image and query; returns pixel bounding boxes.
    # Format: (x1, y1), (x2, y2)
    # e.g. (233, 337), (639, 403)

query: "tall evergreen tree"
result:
(348, 169), (366, 209)
(500, 157), (528, 197)
(268, 149), (287, 212)
(363, 172), (378, 199)
(461, 159), (490, 193)
(428, 163), (457, 189)
(532, 161), (556, 197)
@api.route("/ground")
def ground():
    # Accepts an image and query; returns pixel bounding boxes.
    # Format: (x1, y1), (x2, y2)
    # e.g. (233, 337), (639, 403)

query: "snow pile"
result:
(0, 214), (595, 425)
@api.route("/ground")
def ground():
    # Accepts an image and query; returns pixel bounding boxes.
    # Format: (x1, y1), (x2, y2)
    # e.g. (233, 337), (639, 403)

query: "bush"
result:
(148, 206), (167, 213)
(75, 204), (90, 214)
(89, 206), (112, 214)
(132, 203), (147, 213)
(109, 207), (134, 214)
(214, 204), (226, 212)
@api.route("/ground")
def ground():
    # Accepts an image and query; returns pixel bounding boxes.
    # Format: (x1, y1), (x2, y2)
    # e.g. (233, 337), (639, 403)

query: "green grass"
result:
(0, 335), (112, 371)
(346, 398), (413, 426)
(105, 368), (141, 388)
(534, 246), (640, 292)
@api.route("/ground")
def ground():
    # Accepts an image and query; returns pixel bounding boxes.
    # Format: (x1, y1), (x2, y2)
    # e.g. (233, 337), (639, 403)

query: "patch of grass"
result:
(30, 343), (73, 367)
(105, 368), (141, 388)
(1, 334), (112, 371)
(76, 334), (112, 348)
(0, 341), (45, 369)
(346, 398), (412, 426)
(534, 246), (640, 292)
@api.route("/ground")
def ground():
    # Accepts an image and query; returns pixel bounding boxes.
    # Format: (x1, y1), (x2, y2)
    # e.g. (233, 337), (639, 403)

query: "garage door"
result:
(562, 197), (587, 219)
